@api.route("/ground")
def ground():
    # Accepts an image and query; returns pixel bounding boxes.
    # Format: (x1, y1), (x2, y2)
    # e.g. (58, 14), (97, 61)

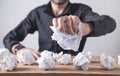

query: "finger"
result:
(32, 52), (40, 60)
(66, 15), (74, 35)
(33, 51), (40, 57)
(58, 16), (67, 32)
(31, 49), (40, 56)
(71, 15), (80, 33)
(52, 18), (58, 27)
(29, 48), (41, 56)
(16, 48), (26, 55)
(28, 48), (40, 59)
(36, 51), (41, 56)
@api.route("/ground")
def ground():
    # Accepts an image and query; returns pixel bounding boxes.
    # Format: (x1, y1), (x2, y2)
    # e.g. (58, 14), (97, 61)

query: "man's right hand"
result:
(52, 15), (93, 36)
(12, 44), (40, 60)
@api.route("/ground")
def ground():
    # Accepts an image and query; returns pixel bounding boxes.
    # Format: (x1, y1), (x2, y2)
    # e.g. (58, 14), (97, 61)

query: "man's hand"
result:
(12, 44), (40, 60)
(52, 15), (93, 36)
(16, 48), (40, 60)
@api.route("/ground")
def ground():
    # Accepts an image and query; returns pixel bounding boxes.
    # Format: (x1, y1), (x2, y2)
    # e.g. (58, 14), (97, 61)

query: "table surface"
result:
(0, 57), (120, 76)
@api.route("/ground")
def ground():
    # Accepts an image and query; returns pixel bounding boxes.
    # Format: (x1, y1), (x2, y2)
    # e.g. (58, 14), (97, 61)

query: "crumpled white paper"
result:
(118, 55), (120, 65)
(57, 54), (71, 65)
(50, 23), (82, 52)
(53, 51), (63, 61)
(84, 51), (96, 62)
(73, 52), (90, 71)
(37, 50), (55, 70)
(100, 53), (116, 70)
(40, 50), (53, 57)
(53, 52), (71, 65)
(0, 48), (18, 71)
(17, 50), (35, 65)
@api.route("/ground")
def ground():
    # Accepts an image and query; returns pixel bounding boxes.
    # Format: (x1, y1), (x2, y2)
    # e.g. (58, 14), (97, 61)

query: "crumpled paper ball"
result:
(118, 55), (120, 65)
(17, 50), (35, 65)
(53, 51), (63, 61)
(100, 53), (116, 70)
(37, 50), (55, 70)
(0, 48), (18, 71)
(73, 52), (90, 71)
(53, 52), (71, 65)
(84, 51), (96, 62)
(57, 54), (71, 65)
(50, 23), (82, 52)
(40, 50), (53, 57)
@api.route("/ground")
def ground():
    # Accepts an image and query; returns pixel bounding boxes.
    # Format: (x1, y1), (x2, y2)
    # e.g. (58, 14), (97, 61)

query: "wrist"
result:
(87, 23), (93, 34)
(82, 22), (93, 36)
(12, 44), (25, 54)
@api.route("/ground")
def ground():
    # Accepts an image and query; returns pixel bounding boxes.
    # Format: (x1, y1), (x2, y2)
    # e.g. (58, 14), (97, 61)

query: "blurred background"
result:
(0, 0), (120, 56)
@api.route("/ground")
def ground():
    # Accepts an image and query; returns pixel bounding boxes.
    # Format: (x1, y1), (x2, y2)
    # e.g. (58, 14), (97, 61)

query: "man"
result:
(3, 0), (116, 59)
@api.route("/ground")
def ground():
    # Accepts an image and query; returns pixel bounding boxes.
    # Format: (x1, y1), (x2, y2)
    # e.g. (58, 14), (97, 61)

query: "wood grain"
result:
(0, 57), (120, 76)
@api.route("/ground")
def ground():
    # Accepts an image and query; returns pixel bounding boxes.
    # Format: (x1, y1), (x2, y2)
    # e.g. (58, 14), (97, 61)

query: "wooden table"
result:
(0, 57), (120, 76)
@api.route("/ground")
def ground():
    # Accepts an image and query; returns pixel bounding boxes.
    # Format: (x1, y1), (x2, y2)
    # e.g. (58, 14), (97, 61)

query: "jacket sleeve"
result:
(3, 10), (37, 51)
(80, 5), (116, 37)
